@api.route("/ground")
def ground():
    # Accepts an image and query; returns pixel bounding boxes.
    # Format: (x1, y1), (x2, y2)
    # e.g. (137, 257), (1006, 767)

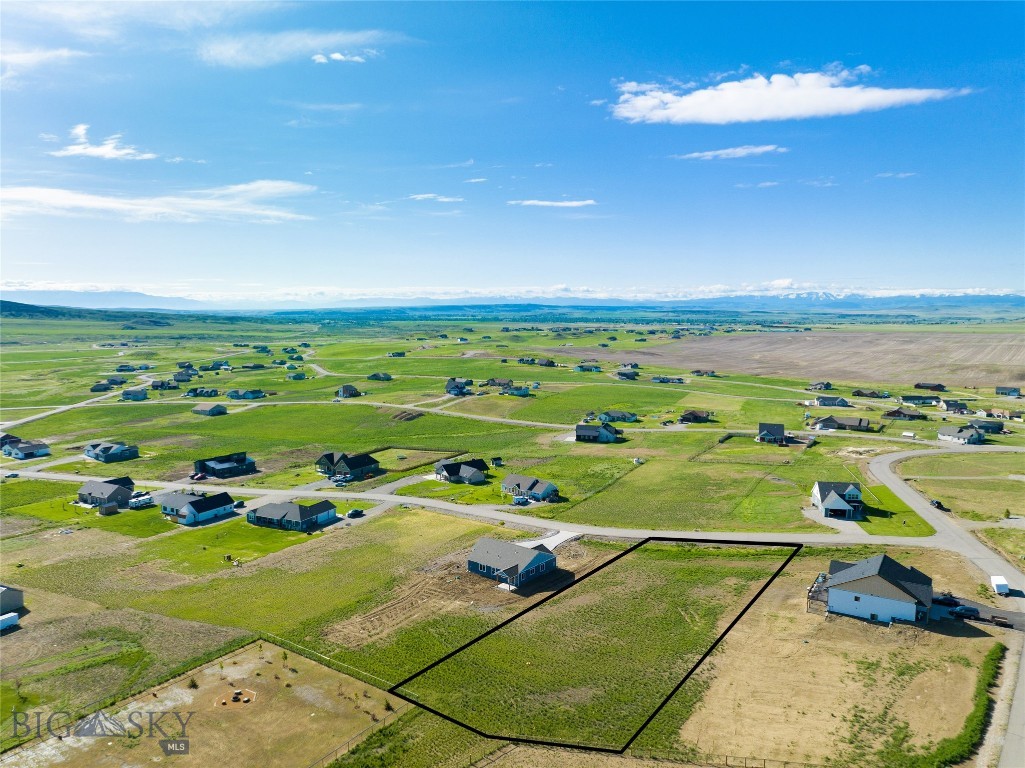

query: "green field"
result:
(909, 478), (1025, 522)
(976, 528), (1025, 573)
(898, 452), (1025, 478)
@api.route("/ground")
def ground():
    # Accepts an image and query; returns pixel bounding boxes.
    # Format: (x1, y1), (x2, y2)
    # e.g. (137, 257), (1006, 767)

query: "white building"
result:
(825, 554), (932, 625)
(811, 481), (864, 520)
(159, 491), (235, 525)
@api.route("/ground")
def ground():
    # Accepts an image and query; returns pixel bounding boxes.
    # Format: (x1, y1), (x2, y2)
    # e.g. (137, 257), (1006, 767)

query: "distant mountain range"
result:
(0, 289), (1022, 315)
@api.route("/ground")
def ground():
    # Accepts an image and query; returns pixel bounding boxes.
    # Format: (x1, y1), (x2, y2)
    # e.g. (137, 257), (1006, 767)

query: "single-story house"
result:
(824, 554), (932, 625)
(83, 441), (139, 463)
(468, 537), (556, 589)
(434, 459), (488, 484)
(368, 372), (392, 381)
(337, 384), (362, 398)
(967, 419), (1003, 434)
(107, 376), (129, 386)
(518, 357), (536, 365)
(937, 399), (970, 414)
(937, 426), (985, 445)
(445, 378), (473, 396)
(616, 370), (639, 380)
(755, 423), (787, 445)
(808, 381), (832, 391)
(574, 364), (601, 373)
(316, 451), (380, 479)
(176, 361), (193, 369)
(192, 403), (227, 417)
(691, 369), (716, 376)
(914, 383), (946, 392)
(811, 481), (863, 520)
(996, 386), (1021, 397)
(537, 358), (556, 367)
(227, 389), (266, 400)
(116, 364), (136, 373)
(151, 379), (179, 390)
(185, 387), (218, 398)
(992, 408), (1024, 420)
(599, 410), (637, 423)
(194, 452), (256, 478)
(485, 378), (514, 388)
(504, 385), (531, 397)
(78, 477), (135, 508)
(248, 500), (337, 532)
(172, 371), (192, 383)
(678, 410), (711, 424)
(898, 394), (941, 407)
(0, 434), (20, 448)
(851, 389), (884, 398)
(286, 372), (306, 380)
(576, 423), (619, 443)
(883, 407), (927, 421)
(90, 382), (113, 392)
(2, 440), (50, 460)
(160, 491), (236, 526)
(810, 415), (871, 432)
(121, 386), (149, 401)
(387, 351), (406, 357)
(500, 474), (558, 501)
(0, 584), (24, 615)
(814, 395), (850, 408)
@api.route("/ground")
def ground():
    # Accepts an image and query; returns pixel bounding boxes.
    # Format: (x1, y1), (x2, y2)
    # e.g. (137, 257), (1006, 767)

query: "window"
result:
(853, 595), (861, 602)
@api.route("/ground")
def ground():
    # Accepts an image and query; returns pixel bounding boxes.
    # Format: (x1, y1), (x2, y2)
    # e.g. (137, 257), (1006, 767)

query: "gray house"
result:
(500, 474), (558, 501)
(467, 538), (556, 589)
(248, 500), (336, 532)
(814, 395), (850, 408)
(368, 372), (392, 381)
(78, 477), (135, 508)
(811, 481), (864, 520)
(599, 410), (637, 423)
(434, 459), (488, 484)
(316, 451), (380, 478)
(824, 554), (931, 625)
(192, 403), (227, 416)
(576, 423), (619, 443)
(337, 384), (362, 398)
(755, 423), (787, 445)
(121, 386), (149, 401)
(968, 419), (1003, 434)
(996, 386), (1021, 397)
(83, 441), (139, 463)
(2, 440), (50, 460)
(160, 491), (235, 525)
(810, 415), (871, 432)
(937, 426), (985, 445)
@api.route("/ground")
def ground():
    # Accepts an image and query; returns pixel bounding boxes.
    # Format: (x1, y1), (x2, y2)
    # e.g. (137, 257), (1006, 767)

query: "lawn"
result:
(397, 478), (508, 505)
(511, 384), (686, 424)
(856, 485), (936, 536)
(897, 452), (1025, 478)
(976, 528), (1025, 573)
(908, 478), (1025, 522)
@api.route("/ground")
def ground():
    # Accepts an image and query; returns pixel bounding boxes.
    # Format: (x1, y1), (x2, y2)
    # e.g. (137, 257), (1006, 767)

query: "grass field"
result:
(908, 478), (1025, 522)
(898, 452), (1025, 478)
(397, 543), (794, 750)
(856, 485), (936, 536)
(975, 528), (1025, 573)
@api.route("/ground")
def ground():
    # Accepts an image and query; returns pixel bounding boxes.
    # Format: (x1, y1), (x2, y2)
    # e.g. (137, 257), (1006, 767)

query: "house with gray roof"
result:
(812, 395), (850, 408)
(192, 403), (227, 416)
(434, 459), (489, 484)
(500, 474), (558, 501)
(2, 440), (50, 460)
(810, 415), (871, 432)
(247, 500), (336, 532)
(194, 452), (256, 478)
(811, 481), (863, 520)
(898, 393), (941, 407)
(159, 491), (236, 525)
(996, 386), (1021, 397)
(824, 554), (932, 625)
(78, 477), (135, 509)
(937, 399), (969, 414)
(467, 537), (556, 589)
(368, 372), (392, 381)
(937, 426), (985, 445)
(83, 441), (139, 463)
(576, 423), (619, 443)
(599, 410), (637, 423)
(755, 423), (787, 445)
(316, 452), (380, 479)
(883, 407), (926, 421)
(967, 419), (1003, 434)
(121, 386), (149, 401)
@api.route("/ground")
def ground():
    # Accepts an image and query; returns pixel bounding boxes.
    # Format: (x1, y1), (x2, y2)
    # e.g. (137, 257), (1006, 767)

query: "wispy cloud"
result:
(674, 144), (789, 160)
(407, 193), (464, 203)
(289, 101), (363, 112)
(1, 180), (315, 223)
(199, 30), (400, 68)
(735, 181), (780, 189)
(0, 47), (90, 89)
(507, 199), (597, 208)
(464, 178), (488, 184)
(49, 124), (158, 160)
(612, 65), (969, 124)
(876, 171), (917, 179)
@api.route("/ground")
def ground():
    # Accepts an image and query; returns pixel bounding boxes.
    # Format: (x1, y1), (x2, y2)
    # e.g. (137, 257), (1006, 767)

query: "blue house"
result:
(467, 537), (556, 589)
(503, 385), (531, 397)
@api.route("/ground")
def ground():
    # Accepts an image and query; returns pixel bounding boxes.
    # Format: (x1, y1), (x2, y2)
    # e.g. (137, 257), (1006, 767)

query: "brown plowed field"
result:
(549, 331), (1025, 385)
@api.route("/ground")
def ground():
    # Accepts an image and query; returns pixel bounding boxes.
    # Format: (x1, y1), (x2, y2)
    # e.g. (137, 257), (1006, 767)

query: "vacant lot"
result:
(674, 548), (1008, 766)
(898, 452), (1025, 478)
(398, 543), (793, 750)
(976, 529), (1025, 573)
(909, 478), (1025, 522)
(575, 331), (1025, 386)
(8, 642), (402, 768)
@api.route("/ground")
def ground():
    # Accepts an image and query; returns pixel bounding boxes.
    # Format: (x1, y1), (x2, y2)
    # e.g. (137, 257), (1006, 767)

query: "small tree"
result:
(281, 650), (288, 662)
(187, 677), (199, 690)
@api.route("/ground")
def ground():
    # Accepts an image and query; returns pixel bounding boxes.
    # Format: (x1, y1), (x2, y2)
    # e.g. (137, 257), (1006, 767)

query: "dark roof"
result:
(256, 500), (334, 523)
(757, 422), (785, 437)
(188, 492), (235, 515)
(435, 459), (488, 477)
(828, 554), (932, 606)
(602, 410), (635, 420)
(105, 476), (135, 489)
(78, 480), (126, 498)
(813, 481), (861, 498)
(502, 473), (555, 493)
(468, 537), (553, 575)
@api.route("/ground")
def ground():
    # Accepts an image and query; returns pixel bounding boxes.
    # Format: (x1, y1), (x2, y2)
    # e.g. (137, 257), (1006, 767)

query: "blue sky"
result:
(1, 1), (1022, 305)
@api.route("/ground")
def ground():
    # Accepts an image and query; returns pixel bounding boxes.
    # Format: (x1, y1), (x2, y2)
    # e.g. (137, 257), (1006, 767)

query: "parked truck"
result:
(991, 575), (1010, 596)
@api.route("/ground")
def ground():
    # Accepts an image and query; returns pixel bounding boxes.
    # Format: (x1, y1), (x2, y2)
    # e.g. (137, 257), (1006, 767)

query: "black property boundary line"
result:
(388, 536), (803, 754)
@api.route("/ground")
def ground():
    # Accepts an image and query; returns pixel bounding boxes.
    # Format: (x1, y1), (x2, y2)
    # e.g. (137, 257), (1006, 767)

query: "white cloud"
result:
(48, 124), (158, 161)
(291, 101), (363, 112)
(199, 30), (398, 68)
(464, 178), (488, 183)
(612, 66), (969, 124)
(38, 133), (59, 143)
(876, 171), (917, 178)
(1, 179), (315, 223)
(407, 193), (463, 203)
(328, 52), (366, 63)
(589, 99), (607, 106)
(0, 47), (89, 88)
(803, 178), (837, 188)
(735, 181), (780, 188)
(674, 144), (789, 160)
(507, 199), (597, 208)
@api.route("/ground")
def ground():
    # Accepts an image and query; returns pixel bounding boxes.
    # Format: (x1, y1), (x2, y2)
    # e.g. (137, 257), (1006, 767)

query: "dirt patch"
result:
(676, 552), (1007, 764)
(551, 331), (1025, 386)
(325, 542), (610, 649)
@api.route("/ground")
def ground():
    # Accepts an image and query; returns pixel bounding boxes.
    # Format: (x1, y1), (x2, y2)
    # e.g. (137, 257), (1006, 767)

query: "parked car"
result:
(192, 472), (207, 481)
(931, 593), (959, 607)
(512, 496), (530, 506)
(233, 500), (246, 509)
(951, 605), (980, 619)
(346, 509), (364, 518)
(334, 481), (347, 488)
(4, 473), (19, 478)
(929, 499), (948, 510)
(991, 615), (1013, 628)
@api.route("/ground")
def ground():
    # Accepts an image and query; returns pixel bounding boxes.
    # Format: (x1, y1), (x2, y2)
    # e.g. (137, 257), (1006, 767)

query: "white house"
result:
(811, 481), (864, 520)
(825, 554), (932, 625)
(159, 491), (235, 525)
(937, 426), (985, 445)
